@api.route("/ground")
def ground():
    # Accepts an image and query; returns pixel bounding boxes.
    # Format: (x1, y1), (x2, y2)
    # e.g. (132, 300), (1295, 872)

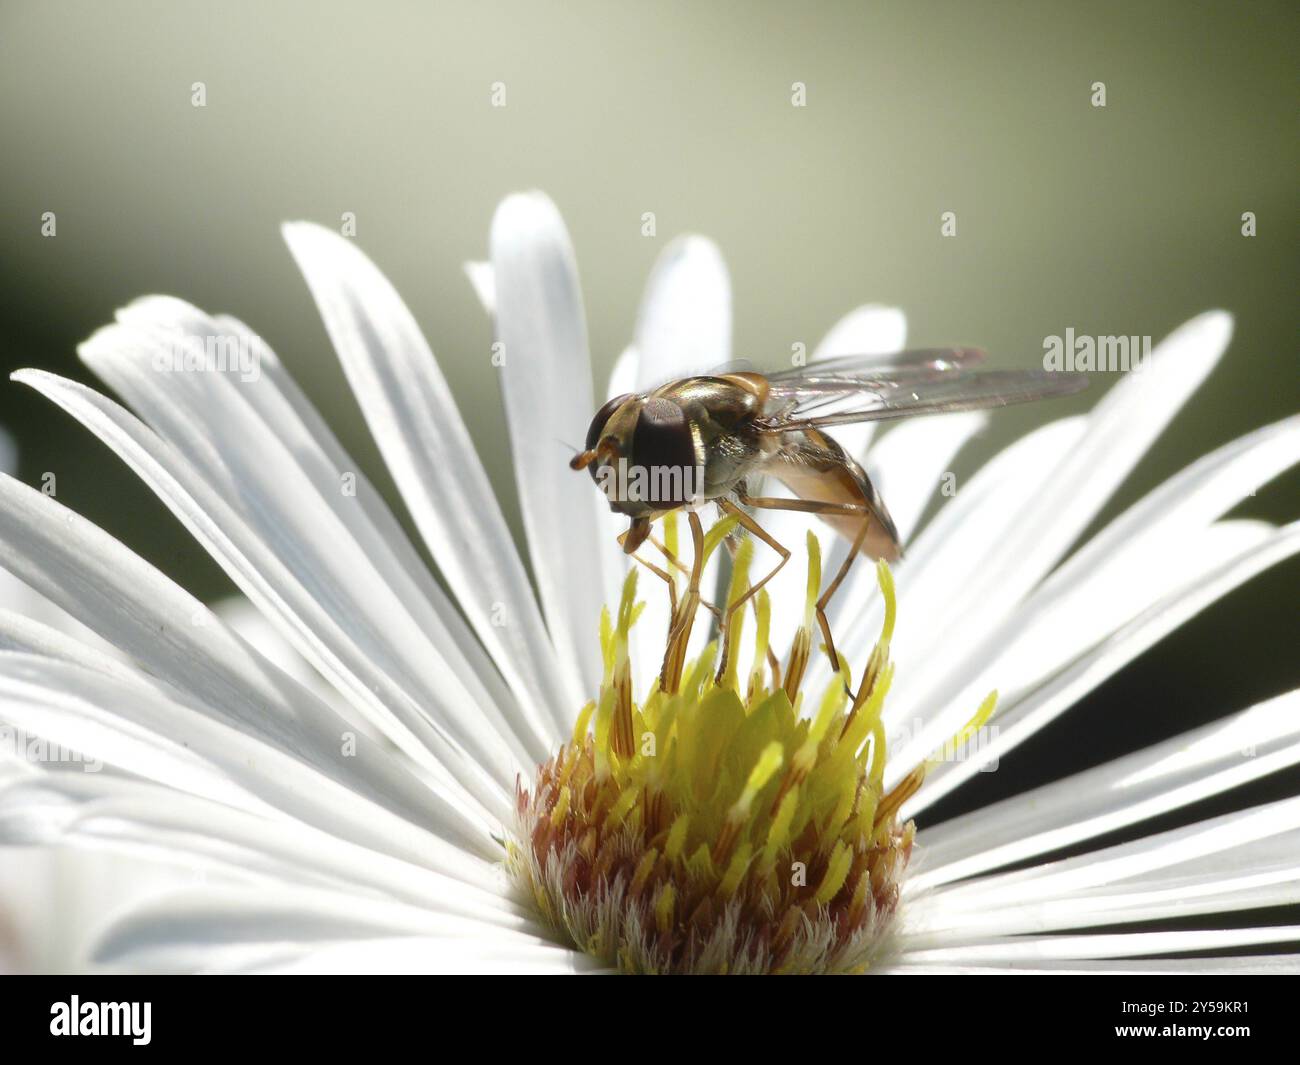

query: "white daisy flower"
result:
(1, 191), (1297, 974)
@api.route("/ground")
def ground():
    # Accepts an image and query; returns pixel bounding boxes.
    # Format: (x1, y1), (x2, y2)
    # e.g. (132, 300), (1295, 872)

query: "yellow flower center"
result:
(509, 517), (995, 974)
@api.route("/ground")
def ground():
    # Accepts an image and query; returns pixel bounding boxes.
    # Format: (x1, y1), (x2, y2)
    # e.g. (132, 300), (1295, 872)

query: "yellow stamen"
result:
(511, 525), (955, 974)
(718, 537), (754, 691)
(783, 532), (821, 700)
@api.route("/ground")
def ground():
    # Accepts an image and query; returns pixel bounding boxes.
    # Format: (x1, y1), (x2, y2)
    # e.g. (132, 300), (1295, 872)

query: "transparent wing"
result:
(759, 361), (1087, 428)
(702, 348), (982, 386)
(765, 346), (986, 382)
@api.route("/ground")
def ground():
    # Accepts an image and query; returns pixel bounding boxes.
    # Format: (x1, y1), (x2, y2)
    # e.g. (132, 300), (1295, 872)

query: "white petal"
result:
(214, 309), (542, 752)
(907, 836), (1299, 945)
(491, 192), (608, 703)
(84, 307), (548, 768)
(889, 312), (1232, 700)
(885, 956), (1300, 974)
(0, 609), (146, 687)
(898, 925), (1300, 966)
(0, 472), (496, 860)
(904, 520), (1300, 806)
(87, 302), (548, 766)
(0, 429), (123, 655)
(462, 260), (495, 315)
(90, 883), (555, 973)
(969, 310), (1232, 601)
(813, 305), (907, 360)
(0, 771), (521, 923)
(0, 846), (197, 973)
(283, 222), (574, 742)
(864, 413), (988, 549)
(1039, 413), (1300, 599)
(607, 344), (639, 401)
(14, 371), (514, 824)
(924, 796), (1300, 906)
(0, 475), (421, 805)
(469, 259), (626, 674)
(802, 416), (1088, 695)
(887, 414), (1300, 757)
(786, 411), (988, 663)
(890, 519), (1274, 778)
(828, 314), (1230, 693)
(0, 653), (498, 884)
(633, 235), (731, 386)
(211, 596), (344, 710)
(241, 936), (604, 975)
(914, 690), (1300, 889)
(976, 520), (1272, 697)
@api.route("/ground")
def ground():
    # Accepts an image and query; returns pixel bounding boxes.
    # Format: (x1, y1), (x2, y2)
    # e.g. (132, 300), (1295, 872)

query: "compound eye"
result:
(586, 393), (633, 452)
(582, 393), (633, 483)
(632, 398), (698, 505)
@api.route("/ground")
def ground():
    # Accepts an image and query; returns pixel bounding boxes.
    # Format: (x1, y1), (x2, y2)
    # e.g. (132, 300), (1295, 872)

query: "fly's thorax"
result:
(698, 424), (765, 498)
(659, 375), (767, 500)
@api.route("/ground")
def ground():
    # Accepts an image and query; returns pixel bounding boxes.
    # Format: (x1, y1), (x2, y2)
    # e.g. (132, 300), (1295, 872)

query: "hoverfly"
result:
(570, 349), (1086, 674)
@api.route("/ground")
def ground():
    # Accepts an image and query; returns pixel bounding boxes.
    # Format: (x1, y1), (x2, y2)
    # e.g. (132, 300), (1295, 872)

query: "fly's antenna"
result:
(569, 437), (620, 471)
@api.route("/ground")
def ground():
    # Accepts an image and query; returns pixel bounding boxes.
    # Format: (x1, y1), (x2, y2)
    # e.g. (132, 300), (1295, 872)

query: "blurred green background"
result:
(1, 1), (1296, 816)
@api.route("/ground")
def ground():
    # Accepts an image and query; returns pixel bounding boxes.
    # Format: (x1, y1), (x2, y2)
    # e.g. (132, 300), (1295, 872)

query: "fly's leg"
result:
(617, 524), (724, 626)
(719, 525), (782, 689)
(659, 511), (707, 693)
(625, 549), (678, 613)
(645, 529), (723, 627)
(714, 498), (791, 683)
(812, 517), (871, 679)
(734, 488), (871, 680)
